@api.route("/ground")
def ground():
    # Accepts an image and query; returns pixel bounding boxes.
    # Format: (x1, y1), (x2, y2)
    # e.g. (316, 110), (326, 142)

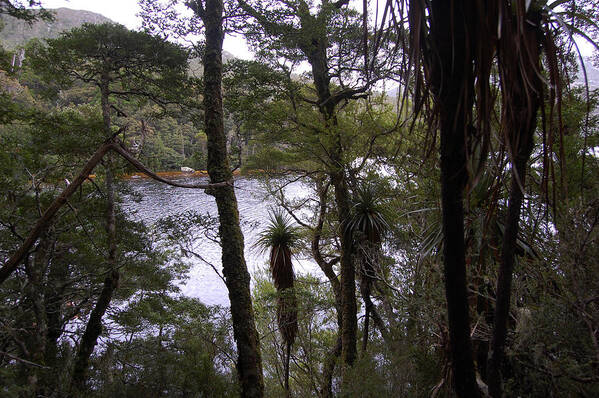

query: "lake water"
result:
(123, 176), (317, 306)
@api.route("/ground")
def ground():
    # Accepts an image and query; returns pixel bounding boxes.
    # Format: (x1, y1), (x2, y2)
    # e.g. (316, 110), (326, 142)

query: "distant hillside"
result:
(0, 8), (112, 49)
(0, 7), (235, 71)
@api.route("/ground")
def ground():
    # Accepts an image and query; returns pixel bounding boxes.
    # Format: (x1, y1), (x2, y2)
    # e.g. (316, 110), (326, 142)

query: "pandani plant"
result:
(347, 184), (389, 351)
(256, 208), (300, 397)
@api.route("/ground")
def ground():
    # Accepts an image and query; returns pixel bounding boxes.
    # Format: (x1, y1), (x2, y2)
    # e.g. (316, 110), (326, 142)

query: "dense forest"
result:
(0, 0), (598, 397)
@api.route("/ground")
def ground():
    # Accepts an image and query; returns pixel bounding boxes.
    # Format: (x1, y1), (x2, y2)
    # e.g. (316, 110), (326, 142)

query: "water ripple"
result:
(122, 176), (318, 306)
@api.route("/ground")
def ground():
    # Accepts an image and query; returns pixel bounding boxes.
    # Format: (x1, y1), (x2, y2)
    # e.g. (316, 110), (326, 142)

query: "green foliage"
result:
(502, 200), (599, 397)
(223, 59), (288, 125)
(255, 209), (301, 255)
(348, 184), (390, 244)
(94, 296), (238, 397)
(28, 22), (189, 99)
(252, 270), (338, 397)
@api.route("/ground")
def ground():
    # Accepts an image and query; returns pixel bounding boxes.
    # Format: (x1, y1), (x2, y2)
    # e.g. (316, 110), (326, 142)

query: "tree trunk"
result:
(284, 341), (292, 398)
(358, 241), (390, 352)
(70, 269), (119, 394)
(361, 293), (371, 352)
(438, 153), (480, 398)
(312, 181), (344, 396)
(429, 1), (480, 396)
(321, 335), (342, 398)
(71, 82), (120, 395)
(487, 7), (543, 397)
(331, 166), (357, 369)
(70, 162), (119, 394)
(202, 0), (264, 396)
(359, 276), (391, 352)
(359, 248), (373, 353)
(309, 40), (357, 372)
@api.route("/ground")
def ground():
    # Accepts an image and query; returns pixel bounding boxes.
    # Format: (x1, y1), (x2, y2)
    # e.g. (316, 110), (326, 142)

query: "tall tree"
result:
(237, 0), (392, 376)
(401, 1), (596, 396)
(26, 22), (189, 392)
(71, 80), (119, 394)
(406, 1), (485, 395)
(183, 1), (266, 395)
(487, 1), (578, 395)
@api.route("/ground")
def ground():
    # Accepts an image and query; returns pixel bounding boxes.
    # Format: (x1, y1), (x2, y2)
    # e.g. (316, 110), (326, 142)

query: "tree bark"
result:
(284, 341), (292, 398)
(202, 0), (264, 396)
(358, 245), (373, 353)
(70, 162), (119, 394)
(358, 242), (390, 351)
(361, 286), (371, 352)
(320, 335), (342, 398)
(309, 36), (357, 372)
(331, 166), (357, 369)
(487, 6), (543, 397)
(71, 80), (121, 395)
(429, 1), (480, 396)
(311, 181), (344, 396)
(70, 269), (119, 393)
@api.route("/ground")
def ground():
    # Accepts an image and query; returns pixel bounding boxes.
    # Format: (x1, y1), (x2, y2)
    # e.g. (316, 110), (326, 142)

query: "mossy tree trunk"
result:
(201, 0), (265, 396)
(330, 163), (357, 370)
(310, 48), (357, 375)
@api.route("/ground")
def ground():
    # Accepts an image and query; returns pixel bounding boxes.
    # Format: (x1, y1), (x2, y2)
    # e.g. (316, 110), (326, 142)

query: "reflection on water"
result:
(123, 176), (316, 306)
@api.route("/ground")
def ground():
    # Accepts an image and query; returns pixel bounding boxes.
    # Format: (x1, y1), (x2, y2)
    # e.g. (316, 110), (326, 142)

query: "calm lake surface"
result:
(123, 176), (317, 306)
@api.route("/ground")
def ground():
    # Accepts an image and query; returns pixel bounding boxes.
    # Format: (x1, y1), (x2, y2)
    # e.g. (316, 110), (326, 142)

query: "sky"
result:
(40, 0), (254, 59)
(39, 0), (595, 59)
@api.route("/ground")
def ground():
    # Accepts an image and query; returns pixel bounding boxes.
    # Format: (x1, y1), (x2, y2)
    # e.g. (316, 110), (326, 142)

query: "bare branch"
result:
(0, 140), (113, 285)
(110, 141), (232, 189)
(0, 351), (49, 369)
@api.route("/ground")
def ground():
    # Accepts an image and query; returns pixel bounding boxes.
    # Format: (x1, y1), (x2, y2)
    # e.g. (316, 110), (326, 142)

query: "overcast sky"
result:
(39, 0), (594, 59)
(40, 0), (254, 58)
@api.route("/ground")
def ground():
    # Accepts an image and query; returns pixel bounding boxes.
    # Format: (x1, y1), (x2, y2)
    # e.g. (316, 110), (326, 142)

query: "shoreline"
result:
(116, 169), (244, 180)
(89, 169), (271, 180)
(120, 170), (213, 180)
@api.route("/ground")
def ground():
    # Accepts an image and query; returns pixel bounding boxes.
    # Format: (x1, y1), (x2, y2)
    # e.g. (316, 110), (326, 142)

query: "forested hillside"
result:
(1, 7), (240, 173)
(1, 1), (598, 398)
